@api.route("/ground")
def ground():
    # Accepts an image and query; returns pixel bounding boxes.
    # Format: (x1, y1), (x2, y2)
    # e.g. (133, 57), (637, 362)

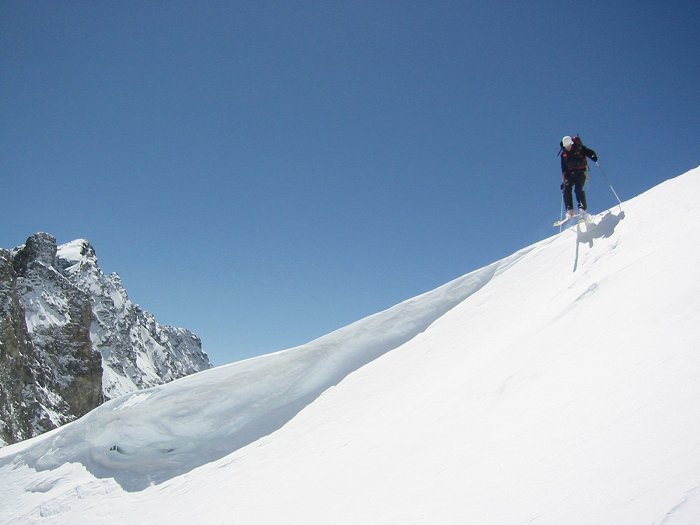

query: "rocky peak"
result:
(12, 232), (57, 275)
(0, 233), (212, 447)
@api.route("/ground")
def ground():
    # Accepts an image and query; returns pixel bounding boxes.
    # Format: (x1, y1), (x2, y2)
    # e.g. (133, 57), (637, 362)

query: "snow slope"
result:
(1, 167), (700, 524)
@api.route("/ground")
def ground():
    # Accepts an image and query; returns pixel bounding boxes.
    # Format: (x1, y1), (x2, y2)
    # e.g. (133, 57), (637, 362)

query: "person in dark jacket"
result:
(560, 135), (597, 218)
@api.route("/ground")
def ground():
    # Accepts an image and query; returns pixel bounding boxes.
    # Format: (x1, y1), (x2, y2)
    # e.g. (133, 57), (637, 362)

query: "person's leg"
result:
(563, 176), (574, 211)
(574, 172), (588, 210)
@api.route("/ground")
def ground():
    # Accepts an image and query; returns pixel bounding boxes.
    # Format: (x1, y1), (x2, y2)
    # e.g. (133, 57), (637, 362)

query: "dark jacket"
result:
(561, 139), (597, 176)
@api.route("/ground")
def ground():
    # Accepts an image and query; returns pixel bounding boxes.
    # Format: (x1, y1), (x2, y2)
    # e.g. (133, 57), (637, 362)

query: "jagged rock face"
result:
(1, 234), (101, 446)
(0, 233), (211, 446)
(0, 248), (35, 446)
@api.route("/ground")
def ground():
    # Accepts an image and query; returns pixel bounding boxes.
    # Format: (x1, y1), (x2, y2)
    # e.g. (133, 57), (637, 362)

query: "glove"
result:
(591, 154), (598, 162)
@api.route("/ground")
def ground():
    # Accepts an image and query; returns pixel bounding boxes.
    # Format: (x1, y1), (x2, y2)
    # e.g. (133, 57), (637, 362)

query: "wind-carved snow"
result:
(1, 167), (700, 524)
(1, 245), (535, 491)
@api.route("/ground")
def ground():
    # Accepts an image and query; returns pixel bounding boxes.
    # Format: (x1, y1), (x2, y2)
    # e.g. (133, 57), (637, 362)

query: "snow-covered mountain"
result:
(0, 234), (211, 447)
(1, 167), (699, 524)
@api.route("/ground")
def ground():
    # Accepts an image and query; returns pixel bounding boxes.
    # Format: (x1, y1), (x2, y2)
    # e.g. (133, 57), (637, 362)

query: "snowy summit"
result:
(1, 167), (700, 524)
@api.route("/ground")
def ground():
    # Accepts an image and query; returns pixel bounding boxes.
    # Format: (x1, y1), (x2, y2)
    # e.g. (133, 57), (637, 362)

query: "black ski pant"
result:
(562, 171), (587, 211)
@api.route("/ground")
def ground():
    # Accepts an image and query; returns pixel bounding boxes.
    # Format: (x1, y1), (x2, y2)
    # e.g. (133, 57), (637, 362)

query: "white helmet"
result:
(562, 136), (574, 149)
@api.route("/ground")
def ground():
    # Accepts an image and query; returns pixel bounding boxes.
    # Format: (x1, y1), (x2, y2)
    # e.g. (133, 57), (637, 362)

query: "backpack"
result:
(560, 136), (588, 172)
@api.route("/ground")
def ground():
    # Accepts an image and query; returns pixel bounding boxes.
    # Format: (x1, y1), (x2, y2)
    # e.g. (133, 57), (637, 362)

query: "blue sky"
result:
(2, 1), (698, 365)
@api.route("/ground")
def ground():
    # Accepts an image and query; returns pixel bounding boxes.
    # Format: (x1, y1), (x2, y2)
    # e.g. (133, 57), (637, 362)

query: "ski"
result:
(553, 215), (577, 227)
(553, 212), (592, 228)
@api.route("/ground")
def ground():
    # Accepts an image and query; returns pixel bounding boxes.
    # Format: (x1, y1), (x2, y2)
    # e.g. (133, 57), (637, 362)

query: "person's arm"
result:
(583, 145), (598, 162)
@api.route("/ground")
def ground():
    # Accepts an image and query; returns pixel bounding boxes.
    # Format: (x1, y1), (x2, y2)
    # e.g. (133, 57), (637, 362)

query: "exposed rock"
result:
(0, 233), (211, 446)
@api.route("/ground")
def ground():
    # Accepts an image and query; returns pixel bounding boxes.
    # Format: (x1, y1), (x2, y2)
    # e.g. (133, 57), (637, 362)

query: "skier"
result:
(560, 135), (597, 219)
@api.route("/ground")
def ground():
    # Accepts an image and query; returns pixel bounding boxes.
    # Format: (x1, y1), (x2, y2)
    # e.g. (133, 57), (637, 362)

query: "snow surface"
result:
(1, 167), (700, 524)
(55, 239), (89, 265)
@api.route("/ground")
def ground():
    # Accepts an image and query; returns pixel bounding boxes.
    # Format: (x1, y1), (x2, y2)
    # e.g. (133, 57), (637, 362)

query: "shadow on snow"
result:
(573, 210), (625, 272)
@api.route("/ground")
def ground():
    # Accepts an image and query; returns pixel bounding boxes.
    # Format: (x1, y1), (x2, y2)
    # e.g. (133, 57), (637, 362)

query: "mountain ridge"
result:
(0, 233), (211, 447)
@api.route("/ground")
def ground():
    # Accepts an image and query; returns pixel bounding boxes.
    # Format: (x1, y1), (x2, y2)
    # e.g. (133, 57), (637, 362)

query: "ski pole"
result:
(559, 197), (564, 232)
(594, 161), (623, 211)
